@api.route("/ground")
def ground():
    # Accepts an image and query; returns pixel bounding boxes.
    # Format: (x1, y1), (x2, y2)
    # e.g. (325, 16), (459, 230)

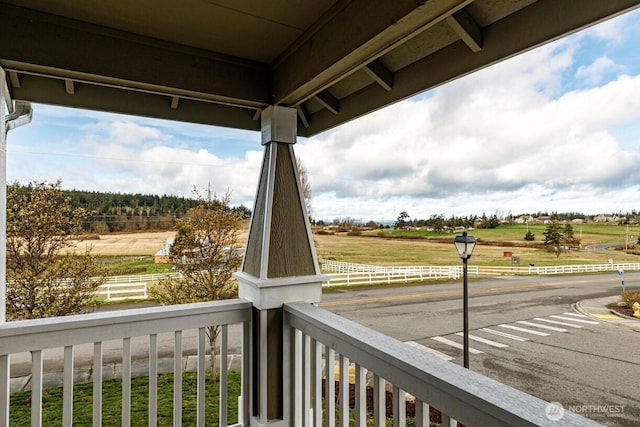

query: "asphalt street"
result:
(320, 272), (640, 427)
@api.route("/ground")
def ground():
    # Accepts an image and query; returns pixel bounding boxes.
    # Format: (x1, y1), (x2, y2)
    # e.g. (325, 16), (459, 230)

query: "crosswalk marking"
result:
(562, 312), (587, 317)
(516, 320), (567, 332)
(405, 341), (454, 361)
(550, 315), (599, 325)
(479, 328), (529, 342)
(498, 324), (550, 336)
(534, 317), (583, 328)
(455, 332), (509, 348)
(432, 336), (484, 354)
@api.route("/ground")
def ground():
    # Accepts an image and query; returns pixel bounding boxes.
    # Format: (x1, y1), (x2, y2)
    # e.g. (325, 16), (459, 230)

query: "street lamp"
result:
(453, 230), (476, 369)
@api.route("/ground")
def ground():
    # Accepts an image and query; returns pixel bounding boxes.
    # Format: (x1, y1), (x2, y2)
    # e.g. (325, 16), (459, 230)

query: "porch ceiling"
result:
(1, 0), (639, 137)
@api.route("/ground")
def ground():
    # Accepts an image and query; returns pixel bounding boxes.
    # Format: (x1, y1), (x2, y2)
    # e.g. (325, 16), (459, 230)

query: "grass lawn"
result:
(97, 255), (174, 276)
(10, 371), (240, 427)
(314, 223), (640, 267)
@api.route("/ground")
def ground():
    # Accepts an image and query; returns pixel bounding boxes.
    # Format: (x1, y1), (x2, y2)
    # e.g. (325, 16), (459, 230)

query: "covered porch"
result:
(2, 1), (639, 425)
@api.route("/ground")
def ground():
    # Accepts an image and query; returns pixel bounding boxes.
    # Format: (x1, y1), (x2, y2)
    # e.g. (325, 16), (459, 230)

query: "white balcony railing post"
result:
(234, 105), (327, 427)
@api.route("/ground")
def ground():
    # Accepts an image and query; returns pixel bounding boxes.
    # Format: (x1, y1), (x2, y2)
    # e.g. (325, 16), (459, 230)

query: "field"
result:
(73, 223), (640, 269)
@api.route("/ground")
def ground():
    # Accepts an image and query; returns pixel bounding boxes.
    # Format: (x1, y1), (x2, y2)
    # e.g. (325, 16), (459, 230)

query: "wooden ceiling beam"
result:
(273, 0), (474, 106)
(446, 9), (482, 53)
(363, 60), (394, 91)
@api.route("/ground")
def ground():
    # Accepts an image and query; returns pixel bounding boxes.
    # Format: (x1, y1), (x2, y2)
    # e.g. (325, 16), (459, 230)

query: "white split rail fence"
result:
(96, 260), (640, 300)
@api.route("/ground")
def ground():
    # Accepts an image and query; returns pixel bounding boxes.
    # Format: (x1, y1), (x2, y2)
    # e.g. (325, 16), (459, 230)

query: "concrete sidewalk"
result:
(574, 295), (640, 333)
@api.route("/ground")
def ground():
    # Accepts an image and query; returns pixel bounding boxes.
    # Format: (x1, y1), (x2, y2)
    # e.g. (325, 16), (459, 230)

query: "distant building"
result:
(154, 236), (175, 264)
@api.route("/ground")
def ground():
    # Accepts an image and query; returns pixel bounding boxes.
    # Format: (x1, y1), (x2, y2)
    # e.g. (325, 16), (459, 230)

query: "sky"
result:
(5, 8), (640, 223)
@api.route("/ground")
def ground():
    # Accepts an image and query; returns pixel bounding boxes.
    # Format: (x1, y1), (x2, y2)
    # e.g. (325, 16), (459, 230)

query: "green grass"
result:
(10, 371), (240, 426)
(97, 255), (175, 276)
(315, 223), (640, 267)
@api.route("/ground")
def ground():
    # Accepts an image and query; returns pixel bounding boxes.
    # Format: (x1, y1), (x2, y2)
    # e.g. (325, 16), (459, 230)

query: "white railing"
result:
(321, 259), (640, 278)
(94, 261), (640, 300)
(285, 302), (601, 426)
(0, 299), (251, 427)
(96, 282), (148, 301)
(0, 296), (604, 426)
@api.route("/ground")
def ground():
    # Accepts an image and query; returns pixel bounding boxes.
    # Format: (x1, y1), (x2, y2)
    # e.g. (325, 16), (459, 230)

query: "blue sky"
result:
(6, 8), (640, 223)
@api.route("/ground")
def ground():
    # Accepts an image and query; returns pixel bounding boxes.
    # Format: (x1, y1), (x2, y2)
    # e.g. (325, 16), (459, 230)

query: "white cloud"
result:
(575, 56), (626, 85)
(299, 34), (640, 220)
(6, 9), (640, 221)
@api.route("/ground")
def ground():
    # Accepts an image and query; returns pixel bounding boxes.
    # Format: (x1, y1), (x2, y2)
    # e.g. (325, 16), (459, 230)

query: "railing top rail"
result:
(285, 302), (599, 427)
(0, 298), (252, 354)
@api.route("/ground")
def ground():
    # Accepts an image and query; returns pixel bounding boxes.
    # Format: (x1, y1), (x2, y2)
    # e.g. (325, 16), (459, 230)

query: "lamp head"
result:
(453, 231), (476, 260)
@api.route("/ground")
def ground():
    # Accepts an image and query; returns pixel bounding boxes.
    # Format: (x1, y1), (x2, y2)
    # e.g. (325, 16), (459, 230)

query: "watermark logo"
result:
(545, 402), (625, 421)
(545, 401), (565, 421)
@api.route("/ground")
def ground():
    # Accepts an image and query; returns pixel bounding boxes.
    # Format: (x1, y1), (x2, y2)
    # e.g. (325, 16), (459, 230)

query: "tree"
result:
(563, 223), (577, 245)
(394, 211), (410, 229)
(542, 217), (564, 258)
(6, 181), (106, 320)
(149, 192), (243, 380)
(523, 230), (535, 241)
(296, 156), (312, 220)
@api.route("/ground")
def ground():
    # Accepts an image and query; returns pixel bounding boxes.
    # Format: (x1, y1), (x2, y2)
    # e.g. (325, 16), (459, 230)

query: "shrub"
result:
(621, 289), (640, 307)
(347, 230), (362, 236)
(524, 231), (535, 241)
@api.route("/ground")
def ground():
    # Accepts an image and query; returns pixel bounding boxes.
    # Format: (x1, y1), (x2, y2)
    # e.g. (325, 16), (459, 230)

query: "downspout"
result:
(1, 66), (33, 322)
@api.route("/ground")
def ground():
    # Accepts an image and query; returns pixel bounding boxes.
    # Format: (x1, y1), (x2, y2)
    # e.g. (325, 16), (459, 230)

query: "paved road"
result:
(320, 273), (640, 427)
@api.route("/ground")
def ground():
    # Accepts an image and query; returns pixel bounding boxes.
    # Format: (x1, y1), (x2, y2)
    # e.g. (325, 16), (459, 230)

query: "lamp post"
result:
(453, 230), (476, 369)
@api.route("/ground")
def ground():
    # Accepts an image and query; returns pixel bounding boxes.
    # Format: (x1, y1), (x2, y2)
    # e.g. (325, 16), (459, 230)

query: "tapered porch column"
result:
(235, 105), (326, 427)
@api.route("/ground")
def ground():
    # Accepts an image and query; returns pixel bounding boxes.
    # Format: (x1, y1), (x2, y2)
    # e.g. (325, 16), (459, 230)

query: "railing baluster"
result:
(122, 337), (131, 427)
(338, 355), (349, 427)
(63, 346), (74, 427)
(303, 334), (311, 427)
(259, 311), (267, 425)
(149, 334), (158, 427)
(293, 329), (303, 427)
(93, 342), (102, 427)
(197, 328), (206, 427)
(392, 386), (406, 427)
(354, 364), (366, 427)
(313, 339), (322, 427)
(324, 346), (335, 427)
(373, 375), (385, 427)
(0, 355), (9, 427)
(219, 325), (228, 427)
(31, 350), (43, 427)
(241, 319), (251, 426)
(174, 330), (183, 427)
(414, 401), (429, 427)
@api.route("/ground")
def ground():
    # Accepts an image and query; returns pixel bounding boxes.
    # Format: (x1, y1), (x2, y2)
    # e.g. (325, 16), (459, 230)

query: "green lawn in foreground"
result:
(10, 372), (240, 427)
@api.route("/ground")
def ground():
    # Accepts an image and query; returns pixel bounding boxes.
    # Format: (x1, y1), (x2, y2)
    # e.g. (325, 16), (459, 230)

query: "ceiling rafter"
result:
(446, 9), (482, 52)
(363, 60), (394, 91)
(170, 96), (180, 109)
(314, 91), (339, 115)
(64, 79), (75, 95)
(8, 70), (20, 88)
(296, 105), (310, 128)
(272, 0), (474, 106)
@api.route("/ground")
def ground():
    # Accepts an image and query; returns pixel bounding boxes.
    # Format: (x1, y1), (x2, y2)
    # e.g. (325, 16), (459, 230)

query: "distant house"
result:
(154, 236), (175, 264)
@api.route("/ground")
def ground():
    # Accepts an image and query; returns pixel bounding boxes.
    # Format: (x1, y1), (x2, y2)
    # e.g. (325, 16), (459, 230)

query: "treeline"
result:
(11, 184), (251, 233)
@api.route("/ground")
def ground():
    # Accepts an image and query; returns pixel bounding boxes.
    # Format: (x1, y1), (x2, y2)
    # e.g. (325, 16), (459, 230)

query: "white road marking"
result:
(455, 332), (509, 348)
(498, 324), (550, 336)
(405, 341), (454, 361)
(550, 315), (599, 325)
(431, 336), (484, 354)
(480, 328), (529, 342)
(534, 318), (583, 328)
(516, 321), (567, 332)
(563, 312), (587, 317)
